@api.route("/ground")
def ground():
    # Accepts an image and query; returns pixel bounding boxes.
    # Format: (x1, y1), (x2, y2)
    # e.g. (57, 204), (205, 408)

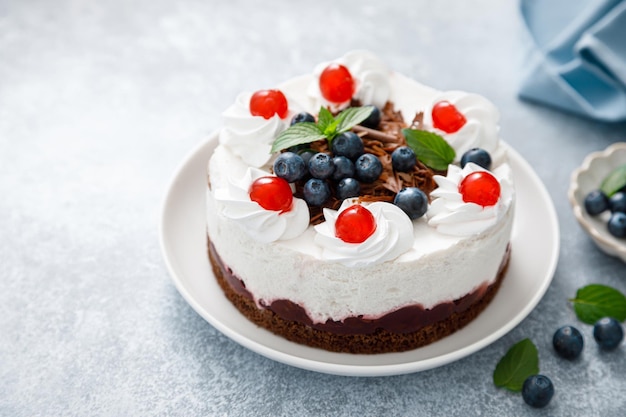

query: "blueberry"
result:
(332, 132), (364, 160)
(336, 178), (360, 200)
(332, 156), (355, 181)
(593, 317), (624, 350)
(303, 178), (331, 206)
(273, 152), (306, 183)
(354, 153), (383, 183)
(393, 188), (428, 219)
(460, 148), (492, 170)
(552, 325), (584, 360)
(308, 153), (335, 179)
(360, 105), (381, 129)
(298, 149), (316, 166)
(609, 191), (626, 213)
(608, 212), (626, 238)
(290, 112), (315, 125)
(391, 146), (417, 172)
(522, 375), (554, 408)
(584, 190), (609, 215)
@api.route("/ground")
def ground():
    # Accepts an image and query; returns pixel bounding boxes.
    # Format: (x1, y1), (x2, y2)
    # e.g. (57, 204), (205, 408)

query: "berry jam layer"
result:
(208, 238), (510, 353)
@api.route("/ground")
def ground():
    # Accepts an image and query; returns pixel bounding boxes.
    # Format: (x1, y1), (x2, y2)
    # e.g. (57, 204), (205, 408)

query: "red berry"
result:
(335, 205), (377, 244)
(249, 89), (288, 119)
(458, 171), (501, 207)
(432, 101), (467, 133)
(249, 176), (293, 212)
(319, 64), (355, 103)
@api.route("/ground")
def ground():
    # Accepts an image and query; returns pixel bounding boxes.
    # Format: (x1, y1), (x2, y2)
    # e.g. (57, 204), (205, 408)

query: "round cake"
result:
(206, 51), (515, 354)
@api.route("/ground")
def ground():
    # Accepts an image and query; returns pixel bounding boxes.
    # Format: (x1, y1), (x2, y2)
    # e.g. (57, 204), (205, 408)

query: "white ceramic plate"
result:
(569, 142), (626, 262)
(159, 132), (559, 377)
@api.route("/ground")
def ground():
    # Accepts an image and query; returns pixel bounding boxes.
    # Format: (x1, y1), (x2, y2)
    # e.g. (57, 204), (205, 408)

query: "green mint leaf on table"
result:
(270, 122), (326, 153)
(271, 106), (374, 153)
(402, 128), (455, 171)
(493, 338), (539, 392)
(600, 164), (626, 196)
(569, 284), (626, 324)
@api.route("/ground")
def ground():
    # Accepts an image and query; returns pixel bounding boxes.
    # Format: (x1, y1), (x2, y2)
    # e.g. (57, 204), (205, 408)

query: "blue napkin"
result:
(519, 0), (626, 122)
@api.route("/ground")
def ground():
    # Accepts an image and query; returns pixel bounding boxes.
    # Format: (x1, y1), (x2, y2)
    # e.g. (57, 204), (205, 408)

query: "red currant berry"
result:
(319, 64), (355, 103)
(432, 101), (467, 133)
(249, 176), (293, 212)
(249, 89), (288, 119)
(335, 205), (377, 244)
(458, 171), (501, 207)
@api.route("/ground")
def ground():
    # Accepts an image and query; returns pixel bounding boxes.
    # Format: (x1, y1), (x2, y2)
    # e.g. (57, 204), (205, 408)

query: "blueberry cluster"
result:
(273, 111), (429, 220)
(584, 188), (626, 238)
(522, 319), (624, 408)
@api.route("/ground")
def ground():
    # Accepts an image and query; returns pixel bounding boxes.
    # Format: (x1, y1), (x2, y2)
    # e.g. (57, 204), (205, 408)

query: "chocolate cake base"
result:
(208, 237), (510, 354)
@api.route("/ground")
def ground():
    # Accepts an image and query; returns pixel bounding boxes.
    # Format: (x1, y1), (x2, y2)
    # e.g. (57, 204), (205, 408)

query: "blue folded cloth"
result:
(519, 0), (626, 122)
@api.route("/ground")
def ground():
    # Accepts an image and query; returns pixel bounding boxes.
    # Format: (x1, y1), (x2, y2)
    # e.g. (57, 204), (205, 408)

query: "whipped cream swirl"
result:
(423, 91), (506, 167)
(308, 50), (391, 109)
(214, 167), (310, 243)
(314, 200), (413, 267)
(428, 163), (514, 236)
(220, 92), (289, 168)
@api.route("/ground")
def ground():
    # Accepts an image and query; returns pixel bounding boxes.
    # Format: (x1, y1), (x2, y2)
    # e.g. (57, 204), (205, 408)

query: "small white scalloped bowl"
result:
(569, 142), (626, 262)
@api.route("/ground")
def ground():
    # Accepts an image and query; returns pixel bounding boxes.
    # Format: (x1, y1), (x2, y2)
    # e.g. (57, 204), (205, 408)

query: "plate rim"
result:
(159, 132), (560, 377)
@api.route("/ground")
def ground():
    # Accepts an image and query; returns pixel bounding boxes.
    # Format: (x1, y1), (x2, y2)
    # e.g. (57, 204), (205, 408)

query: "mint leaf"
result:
(402, 128), (455, 171)
(317, 107), (335, 132)
(271, 106), (374, 153)
(493, 338), (539, 392)
(271, 122), (326, 153)
(336, 106), (374, 134)
(600, 164), (626, 196)
(569, 284), (626, 324)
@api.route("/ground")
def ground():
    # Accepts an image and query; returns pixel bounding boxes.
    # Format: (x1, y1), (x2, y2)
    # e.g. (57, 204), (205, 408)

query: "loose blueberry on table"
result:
(593, 317), (624, 350)
(552, 325), (584, 360)
(522, 375), (554, 408)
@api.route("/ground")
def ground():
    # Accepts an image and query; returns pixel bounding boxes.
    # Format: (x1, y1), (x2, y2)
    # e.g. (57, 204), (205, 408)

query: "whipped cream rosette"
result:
(307, 50), (391, 110)
(423, 91), (507, 168)
(314, 200), (413, 268)
(213, 167), (309, 243)
(428, 163), (514, 236)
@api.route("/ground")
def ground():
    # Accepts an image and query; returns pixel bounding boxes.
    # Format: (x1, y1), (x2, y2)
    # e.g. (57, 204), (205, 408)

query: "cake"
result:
(206, 51), (514, 354)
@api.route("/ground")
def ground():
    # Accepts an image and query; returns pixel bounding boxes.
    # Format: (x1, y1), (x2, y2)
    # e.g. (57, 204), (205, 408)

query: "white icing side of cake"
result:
(206, 64), (514, 324)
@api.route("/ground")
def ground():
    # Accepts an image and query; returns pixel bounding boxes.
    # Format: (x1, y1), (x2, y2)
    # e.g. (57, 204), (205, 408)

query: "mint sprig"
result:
(271, 106), (373, 153)
(493, 338), (540, 392)
(569, 284), (626, 324)
(402, 128), (455, 171)
(600, 164), (626, 196)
